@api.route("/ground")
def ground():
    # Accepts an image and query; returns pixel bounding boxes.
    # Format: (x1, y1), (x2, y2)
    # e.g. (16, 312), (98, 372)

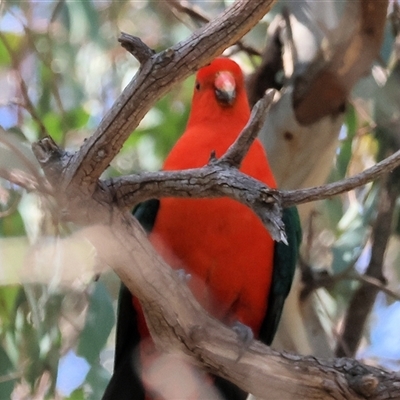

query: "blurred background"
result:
(0, 0), (399, 398)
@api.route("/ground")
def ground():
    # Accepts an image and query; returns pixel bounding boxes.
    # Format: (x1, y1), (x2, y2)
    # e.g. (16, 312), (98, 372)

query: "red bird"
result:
(103, 58), (300, 400)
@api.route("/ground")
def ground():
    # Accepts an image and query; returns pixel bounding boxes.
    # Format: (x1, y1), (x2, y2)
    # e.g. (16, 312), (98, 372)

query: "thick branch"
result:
(63, 0), (276, 195)
(29, 134), (400, 398)
(103, 146), (400, 227)
(107, 164), (284, 242)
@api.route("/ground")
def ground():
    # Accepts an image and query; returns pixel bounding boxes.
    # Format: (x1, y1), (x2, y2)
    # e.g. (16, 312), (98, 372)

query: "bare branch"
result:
(29, 133), (400, 397)
(281, 148), (400, 207)
(0, 31), (48, 138)
(0, 131), (49, 193)
(166, 0), (209, 25)
(0, 168), (47, 193)
(220, 89), (275, 168)
(0, 190), (20, 218)
(63, 0), (276, 195)
(118, 33), (155, 64)
(350, 273), (400, 302)
(299, 262), (400, 303)
(166, 0), (261, 57)
(107, 164), (284, 242)
(100, 136), (400, 244)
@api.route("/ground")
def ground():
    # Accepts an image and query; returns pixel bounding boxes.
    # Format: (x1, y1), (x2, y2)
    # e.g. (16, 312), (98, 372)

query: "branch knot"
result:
(118, 32), (155, 64)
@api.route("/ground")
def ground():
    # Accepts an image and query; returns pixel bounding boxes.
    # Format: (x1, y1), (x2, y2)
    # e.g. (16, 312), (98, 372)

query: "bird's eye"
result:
(195, 81), (200, 90)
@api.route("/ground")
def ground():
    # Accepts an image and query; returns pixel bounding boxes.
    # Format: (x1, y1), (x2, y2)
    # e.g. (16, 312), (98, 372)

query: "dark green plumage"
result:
(259, 206), (301, 345)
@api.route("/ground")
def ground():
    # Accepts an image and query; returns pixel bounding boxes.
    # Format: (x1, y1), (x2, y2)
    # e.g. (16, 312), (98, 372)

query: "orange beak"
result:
(214, 71), (236, 106)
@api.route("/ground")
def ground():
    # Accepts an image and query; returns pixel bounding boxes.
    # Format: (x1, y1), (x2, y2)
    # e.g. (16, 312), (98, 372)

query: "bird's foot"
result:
(175, 269), (191, 283)
(232, 321), (254, 362)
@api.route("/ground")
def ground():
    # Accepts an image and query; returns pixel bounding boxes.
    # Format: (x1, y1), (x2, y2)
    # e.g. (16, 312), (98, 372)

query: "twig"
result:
(220, 89), (275, 168)
(299, 261), (400, 303)
(166, 0), (261, 57)
(350, 273), (400, 301)
(0, 32), (48, 138)
(0, 168), (50, 194)
(0, 132), (46, 191)
(0, 191), (21, 218)
(281, 147), (400, 207)
(167, 0), (209, 24)
(281, 6), (298, 71)
(118, 33), (155, 65)
(336, 174), (398, 358)
(49, 0), (65, 25)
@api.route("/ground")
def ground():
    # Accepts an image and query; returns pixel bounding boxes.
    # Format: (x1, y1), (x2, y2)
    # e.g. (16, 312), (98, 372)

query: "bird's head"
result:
(194, 58), (247, 108)
(187, 58), (250, 128)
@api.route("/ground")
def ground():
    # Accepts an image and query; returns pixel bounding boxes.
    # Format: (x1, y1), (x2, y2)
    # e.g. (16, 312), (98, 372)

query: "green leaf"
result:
(67, 387), (86, 400)
(85, 363), (110, 400)
(0, 343), (16, 399)
(0, 286), (20, 333)
(336, 104), (357, 179)
(0, 211), (25, 237)
(43, 112), (63, 144)
(77, 282), (114, 364)
(0, 33), (24, 66)
(65, 107), (90, 131)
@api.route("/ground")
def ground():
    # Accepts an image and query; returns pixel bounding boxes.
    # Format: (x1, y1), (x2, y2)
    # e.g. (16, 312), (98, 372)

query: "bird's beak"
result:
(214, 71), (236, 106)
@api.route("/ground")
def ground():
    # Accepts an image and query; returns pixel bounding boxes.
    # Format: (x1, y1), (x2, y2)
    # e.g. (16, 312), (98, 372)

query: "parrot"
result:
(102, 57), (301, 400)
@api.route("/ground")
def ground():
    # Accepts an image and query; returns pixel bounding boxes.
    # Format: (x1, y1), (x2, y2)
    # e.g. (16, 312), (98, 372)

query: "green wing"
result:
(259, 206), (302, 346)
(102, 200), (159, 400)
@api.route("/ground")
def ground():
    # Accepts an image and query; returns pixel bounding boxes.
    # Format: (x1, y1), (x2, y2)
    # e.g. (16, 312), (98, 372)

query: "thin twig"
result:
(49, 0), (65, 26)
(350, 273), (400, 301)
(0, 191), (21, 218)
(166, 0), (262, 57)
(281, 148), (400, 207)
(220, 89), (275, 168)
(0, 31), (48, 138)
(0, 132), (46, 191)
(0, 168), (49, 193)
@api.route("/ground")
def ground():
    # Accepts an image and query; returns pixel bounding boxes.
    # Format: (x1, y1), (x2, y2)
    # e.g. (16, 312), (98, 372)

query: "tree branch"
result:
(219, 89), (275, 168)
(24, 0), (400, 397)
(280, 148), (400, 207)
(336, 174), (399, 358)
(63, 0), (277, 196)
(118, 33), (155, 65)
(28, 134), (400, 398)
(103, 144), (400, 231)
(108, 164), (284, 241)
(165, 0), (262, 57)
